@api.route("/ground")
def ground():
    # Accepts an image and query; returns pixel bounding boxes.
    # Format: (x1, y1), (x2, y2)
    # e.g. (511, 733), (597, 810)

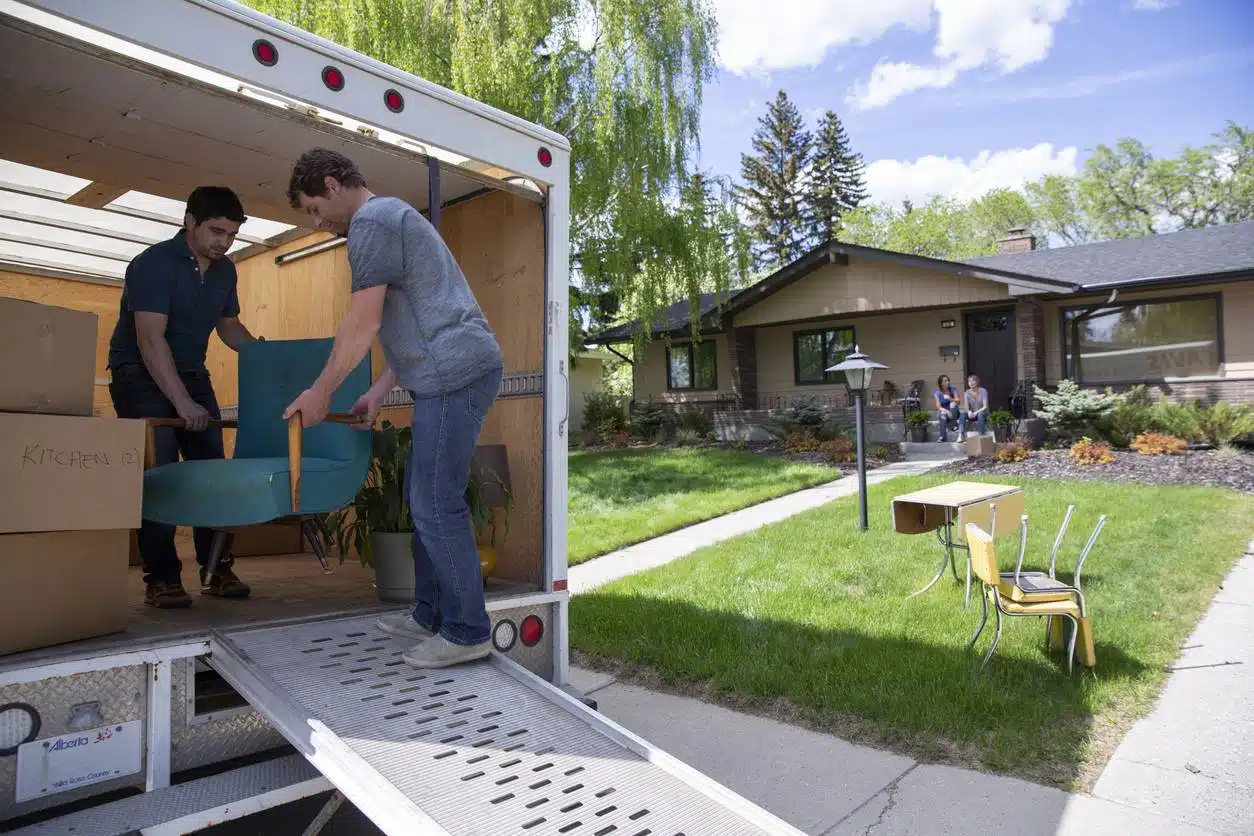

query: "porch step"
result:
(901, 441), (968, 457)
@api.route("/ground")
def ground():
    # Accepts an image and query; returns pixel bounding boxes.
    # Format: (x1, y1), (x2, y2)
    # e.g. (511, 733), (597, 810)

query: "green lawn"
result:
(570, 473), (1254, 790)
(567, 447), (836, 565)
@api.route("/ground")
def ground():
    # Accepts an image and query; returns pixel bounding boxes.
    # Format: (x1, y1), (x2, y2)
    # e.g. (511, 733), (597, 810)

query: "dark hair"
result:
(936, 374), (950, 389)
(287, 148), (367, 207)
(185, 186), (246, 225)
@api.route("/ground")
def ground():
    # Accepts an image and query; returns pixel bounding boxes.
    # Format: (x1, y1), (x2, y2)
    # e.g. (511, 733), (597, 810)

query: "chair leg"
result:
(202, 530), (233, 585)
(979, 599), (1003, 674)
(969, 587), (989, 649)
(1064, 616), (1079, 675)
(302, 519), (332, 572)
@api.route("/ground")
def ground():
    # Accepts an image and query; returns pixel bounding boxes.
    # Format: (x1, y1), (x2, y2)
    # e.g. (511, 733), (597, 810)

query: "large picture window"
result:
(666, 340), (718, 391)
(1061, 295), (1222, 384)
(793, 326), (856, 385)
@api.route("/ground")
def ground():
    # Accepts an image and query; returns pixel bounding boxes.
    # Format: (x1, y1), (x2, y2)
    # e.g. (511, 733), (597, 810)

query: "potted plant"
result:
(989, 410), (1015, 441)
(905, 409), (930, 442)
(326, 421), (512, 603)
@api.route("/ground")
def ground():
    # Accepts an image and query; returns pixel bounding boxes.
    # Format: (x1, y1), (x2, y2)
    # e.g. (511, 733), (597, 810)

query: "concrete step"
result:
(901, 441), (968, 456)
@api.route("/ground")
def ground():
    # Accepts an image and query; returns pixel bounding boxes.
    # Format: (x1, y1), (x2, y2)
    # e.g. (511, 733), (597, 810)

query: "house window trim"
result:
(1058, 291), (1225, 386)
(665, 339), (719, 392)
(792, 325), (858, 387)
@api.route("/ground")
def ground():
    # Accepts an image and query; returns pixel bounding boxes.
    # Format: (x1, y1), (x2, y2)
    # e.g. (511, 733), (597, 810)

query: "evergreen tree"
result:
(736, 90), (813, 270)
(806, 110), (867, 243)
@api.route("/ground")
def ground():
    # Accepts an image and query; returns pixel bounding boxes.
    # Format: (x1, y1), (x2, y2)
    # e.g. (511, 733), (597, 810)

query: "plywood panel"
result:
(0, 270), (120, 417)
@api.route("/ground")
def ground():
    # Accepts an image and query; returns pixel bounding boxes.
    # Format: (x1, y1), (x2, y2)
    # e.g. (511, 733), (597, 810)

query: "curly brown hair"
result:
(287, 148), (367, 208)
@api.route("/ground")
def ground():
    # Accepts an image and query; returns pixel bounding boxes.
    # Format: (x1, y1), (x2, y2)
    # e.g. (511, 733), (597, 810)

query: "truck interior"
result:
(0, 10), (549, 669)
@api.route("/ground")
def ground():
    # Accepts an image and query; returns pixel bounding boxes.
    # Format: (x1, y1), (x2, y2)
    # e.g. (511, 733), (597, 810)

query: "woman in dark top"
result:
(933, 374), (960, 442)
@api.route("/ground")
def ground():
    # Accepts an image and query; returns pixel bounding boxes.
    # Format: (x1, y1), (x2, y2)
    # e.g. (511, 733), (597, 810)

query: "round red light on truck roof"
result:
(537, 147), (553, 168)
(322, 65), (345, 91)
(520, 615), (544, 647)
(252, 39), (278, 66)
(384, 88), (405, 113)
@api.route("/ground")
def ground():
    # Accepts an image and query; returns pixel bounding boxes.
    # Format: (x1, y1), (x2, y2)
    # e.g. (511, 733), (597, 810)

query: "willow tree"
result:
(245, 0), (747, 349)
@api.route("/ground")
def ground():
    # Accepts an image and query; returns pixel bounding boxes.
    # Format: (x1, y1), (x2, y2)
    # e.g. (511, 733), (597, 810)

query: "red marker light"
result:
(520, 615), (544, 647)
(537, 147), (553, 168)
(322, 66), (345, 91)
(384, 89), (404, 113)
(252, 39), (278, 66)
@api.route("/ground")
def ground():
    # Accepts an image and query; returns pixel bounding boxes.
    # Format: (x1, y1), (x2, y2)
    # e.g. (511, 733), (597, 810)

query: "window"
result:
(1061, 295), (1222, 384)
(793, 326), (856, 385)
(666, 340), (718, 391)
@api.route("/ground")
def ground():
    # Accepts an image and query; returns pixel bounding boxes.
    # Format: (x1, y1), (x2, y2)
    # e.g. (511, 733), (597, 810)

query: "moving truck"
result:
(0, 1), (805, 833)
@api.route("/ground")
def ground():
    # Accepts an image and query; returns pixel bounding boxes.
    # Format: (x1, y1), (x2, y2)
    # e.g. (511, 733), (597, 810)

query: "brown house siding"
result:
(728, 324), (759, 409)
(632, 333), (735, 406)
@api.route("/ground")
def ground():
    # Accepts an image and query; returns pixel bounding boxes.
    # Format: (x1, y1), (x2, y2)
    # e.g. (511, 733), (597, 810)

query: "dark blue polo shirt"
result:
(108, 232), (241, 371)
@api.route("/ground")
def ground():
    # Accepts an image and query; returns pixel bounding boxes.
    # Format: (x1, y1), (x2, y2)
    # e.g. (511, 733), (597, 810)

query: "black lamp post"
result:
(828, 345), (888, 532)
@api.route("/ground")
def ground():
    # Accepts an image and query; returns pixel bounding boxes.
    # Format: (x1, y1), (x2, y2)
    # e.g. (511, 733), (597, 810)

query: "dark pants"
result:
(109, 363), (225, 585)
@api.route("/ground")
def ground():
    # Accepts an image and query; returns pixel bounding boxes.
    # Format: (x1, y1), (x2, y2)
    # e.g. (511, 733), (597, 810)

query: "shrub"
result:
(674, 427), (703, 447)
(989, 410), (1014, 437)
(1197, 402), (1254, 445)
(1130, 431), (1188, 456)
(905, 409), (930, 429)
(817, 437), (855, 464)
(996, 440), (1032, 463)
(583, 392), (626, 438)
(816, 421), (852, 442)
(1148, 400), (1204, 443)
(628, 399), (675, 441)
(785, 429), (820, 454)
(1068, 436), (1116, 466)
(783, 396), (827, 428)
(677, 408), (712, 436)
(1097, 385), (1154, 448)
(1034, 380), (1120, 440)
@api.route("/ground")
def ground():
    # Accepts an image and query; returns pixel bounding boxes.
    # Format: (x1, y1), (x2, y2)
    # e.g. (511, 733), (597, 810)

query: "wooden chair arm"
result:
(284, 412), (364, 514)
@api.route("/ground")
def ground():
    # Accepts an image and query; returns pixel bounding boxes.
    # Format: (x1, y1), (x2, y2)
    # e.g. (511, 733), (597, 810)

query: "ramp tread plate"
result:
(218, 614), (776, 836)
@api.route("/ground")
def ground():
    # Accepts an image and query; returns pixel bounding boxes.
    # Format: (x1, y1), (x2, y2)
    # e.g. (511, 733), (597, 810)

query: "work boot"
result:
(146, 580), (193, 609)
(375, 611), (436, 642)
(402, 635), (490, 669)
(200, 563), (251, 598)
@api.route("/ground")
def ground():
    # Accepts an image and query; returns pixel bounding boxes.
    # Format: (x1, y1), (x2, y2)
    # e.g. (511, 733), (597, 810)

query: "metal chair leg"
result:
(201, 529), (233, 585)
(969, 587), (989, 649)
(979, 600), (1003, 674)
(1064, 615), (1079, 675)
(301, 519), (332, 572)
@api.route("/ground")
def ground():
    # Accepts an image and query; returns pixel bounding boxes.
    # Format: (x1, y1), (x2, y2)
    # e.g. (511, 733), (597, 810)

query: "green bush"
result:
(1196, 401), (1254, 445)
(1033, 380), (1120, 440)
(1148, 400), (1205, 443)
(1097, 385), (1155, 448)
(677, 408), (712, 436)
(628, 398), (675, 441)
(582, 391), (626, 437)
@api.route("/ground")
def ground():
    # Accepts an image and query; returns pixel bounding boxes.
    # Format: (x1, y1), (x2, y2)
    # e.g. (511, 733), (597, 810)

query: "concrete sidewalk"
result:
(1091, 541), (1254, 835)
(571, 665), (1213, 835)
(568, 452), (958, 594)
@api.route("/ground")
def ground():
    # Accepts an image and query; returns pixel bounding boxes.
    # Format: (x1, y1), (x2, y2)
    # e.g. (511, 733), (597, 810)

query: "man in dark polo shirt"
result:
(108, 186), (262, 609)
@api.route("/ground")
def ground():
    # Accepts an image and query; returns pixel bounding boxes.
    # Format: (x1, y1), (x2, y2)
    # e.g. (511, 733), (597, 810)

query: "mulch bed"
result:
(938, 447), (1254, 493)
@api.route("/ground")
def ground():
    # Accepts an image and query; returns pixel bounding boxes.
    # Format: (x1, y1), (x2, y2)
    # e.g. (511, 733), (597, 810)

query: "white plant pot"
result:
(370, 532), (414, 603)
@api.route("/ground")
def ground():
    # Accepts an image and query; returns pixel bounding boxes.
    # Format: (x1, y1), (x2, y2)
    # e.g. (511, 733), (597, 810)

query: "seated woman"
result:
(961, 374), (990, 440)
(933, 374), (960, 442)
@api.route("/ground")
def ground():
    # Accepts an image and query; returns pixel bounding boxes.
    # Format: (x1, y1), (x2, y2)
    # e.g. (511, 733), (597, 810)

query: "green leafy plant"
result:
(326, 421), (512, 566)
(677, 408), (712, 436)
(628, 398), (675, 441)
(674, 427), (703, 446)
(582, 391), (626, 438)
(1097, 384), (1154, 447)
(1034, 380), (1120, 440)
(1148, 400), (1204, 443)
(905, 410), (930, 428)
(1196, 401), (1254, 445)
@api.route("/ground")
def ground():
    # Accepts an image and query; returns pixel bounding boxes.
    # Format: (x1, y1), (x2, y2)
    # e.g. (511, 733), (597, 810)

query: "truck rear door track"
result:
(207, 613), (804, 836)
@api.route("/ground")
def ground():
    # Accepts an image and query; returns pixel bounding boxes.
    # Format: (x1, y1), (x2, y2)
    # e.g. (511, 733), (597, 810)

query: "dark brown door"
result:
(964, 308), (1017, 411)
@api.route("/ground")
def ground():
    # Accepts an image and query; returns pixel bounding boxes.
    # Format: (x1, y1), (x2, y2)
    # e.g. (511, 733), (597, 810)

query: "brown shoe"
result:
(200, 564), (251, 599)
(146, 580), (193, 609)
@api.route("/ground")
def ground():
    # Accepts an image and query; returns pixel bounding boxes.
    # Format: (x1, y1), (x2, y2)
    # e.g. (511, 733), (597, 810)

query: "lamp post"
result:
(827, 345), (888, 532)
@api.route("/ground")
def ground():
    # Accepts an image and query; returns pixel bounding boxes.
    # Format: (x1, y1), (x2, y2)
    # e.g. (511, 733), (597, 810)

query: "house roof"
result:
(591, 291), (728, 343)
(965, 220), (1254, 289)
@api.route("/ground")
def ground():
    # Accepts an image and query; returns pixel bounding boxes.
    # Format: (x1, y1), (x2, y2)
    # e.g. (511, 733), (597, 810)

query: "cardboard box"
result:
(966, 432), (998, 458)
(228, 521), (305, 557)
(0, 412), (145, 534)
(0, 296), (98, 416)
(0, 530), (129, 655)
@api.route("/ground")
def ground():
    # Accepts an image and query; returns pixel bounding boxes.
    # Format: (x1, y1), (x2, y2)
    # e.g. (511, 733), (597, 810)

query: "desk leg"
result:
(909, 524), (954, 599)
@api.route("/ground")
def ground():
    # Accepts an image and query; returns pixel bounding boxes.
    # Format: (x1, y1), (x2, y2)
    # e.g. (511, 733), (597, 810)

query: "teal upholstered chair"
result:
(141, 337), (372, 575)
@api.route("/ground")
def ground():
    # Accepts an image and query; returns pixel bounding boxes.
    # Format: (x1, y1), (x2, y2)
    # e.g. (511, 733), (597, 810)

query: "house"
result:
(587, 221), (1254, 438)
(568, 348), (613, 433)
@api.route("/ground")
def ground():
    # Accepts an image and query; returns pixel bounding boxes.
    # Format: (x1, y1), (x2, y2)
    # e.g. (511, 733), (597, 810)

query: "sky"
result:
(696, 0), (1254, 209)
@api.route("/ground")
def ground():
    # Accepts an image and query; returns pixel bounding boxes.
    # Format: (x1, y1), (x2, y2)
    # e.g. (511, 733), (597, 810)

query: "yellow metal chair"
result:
(965, 506), (1105, 674)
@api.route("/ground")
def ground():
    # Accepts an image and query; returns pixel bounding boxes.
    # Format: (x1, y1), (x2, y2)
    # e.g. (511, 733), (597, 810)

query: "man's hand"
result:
(177, 399), (211, 432)
(284, 386), (331, 428)
(348, 391), (383, 431)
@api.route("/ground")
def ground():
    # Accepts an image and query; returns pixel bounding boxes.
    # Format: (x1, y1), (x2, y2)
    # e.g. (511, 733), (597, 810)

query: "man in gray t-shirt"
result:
(284, 148), (503, 669)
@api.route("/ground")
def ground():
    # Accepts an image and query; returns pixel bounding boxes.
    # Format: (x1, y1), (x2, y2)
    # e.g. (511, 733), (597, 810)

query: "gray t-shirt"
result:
(347, 196), (502, 398)
(963, 387), (988, 414)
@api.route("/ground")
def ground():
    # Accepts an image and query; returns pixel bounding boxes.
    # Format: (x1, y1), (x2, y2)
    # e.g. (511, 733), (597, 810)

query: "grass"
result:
(570, 472), (1254, 790)
(567, 447), (836, 565)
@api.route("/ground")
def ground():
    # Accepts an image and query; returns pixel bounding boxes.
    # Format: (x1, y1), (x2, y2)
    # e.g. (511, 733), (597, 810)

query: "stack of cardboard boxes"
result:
(0, 296), (145, 655)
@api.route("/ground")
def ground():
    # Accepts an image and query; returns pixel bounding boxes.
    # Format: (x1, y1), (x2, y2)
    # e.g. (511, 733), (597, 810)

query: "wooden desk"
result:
(892, 481), (1024, 608)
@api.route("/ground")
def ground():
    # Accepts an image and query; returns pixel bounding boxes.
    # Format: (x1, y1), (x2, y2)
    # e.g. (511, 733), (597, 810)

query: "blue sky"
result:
(696, 0), (1254, 208)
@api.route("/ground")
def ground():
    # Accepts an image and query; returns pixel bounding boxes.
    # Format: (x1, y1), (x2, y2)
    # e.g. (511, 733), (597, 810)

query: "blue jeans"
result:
(405, 365), (503, 646)
(938, 406), (959, 441)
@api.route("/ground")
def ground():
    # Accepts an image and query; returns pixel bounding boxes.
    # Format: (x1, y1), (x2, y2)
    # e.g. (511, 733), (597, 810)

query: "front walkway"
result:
(568, 452), (959, 594)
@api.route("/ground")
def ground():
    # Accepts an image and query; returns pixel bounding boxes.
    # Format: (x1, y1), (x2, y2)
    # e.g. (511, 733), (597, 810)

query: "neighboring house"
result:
(588, 221), (1254, 432)
(568, 348), (612, 433)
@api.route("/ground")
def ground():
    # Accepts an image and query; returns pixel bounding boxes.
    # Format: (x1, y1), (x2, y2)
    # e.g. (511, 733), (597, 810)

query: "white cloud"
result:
(710, 0), (933, 75)
(849, 0), (1073, 110)
(863, 143), (1079, 206)
(1133, 0), (1175, 10)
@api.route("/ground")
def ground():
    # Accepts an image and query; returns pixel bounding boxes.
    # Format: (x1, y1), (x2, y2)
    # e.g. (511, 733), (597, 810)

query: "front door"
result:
(964, 308), (1017, 412)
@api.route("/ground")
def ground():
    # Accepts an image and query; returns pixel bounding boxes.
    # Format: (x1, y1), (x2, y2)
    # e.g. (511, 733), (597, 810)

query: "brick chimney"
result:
(996, 227), (1036, 254)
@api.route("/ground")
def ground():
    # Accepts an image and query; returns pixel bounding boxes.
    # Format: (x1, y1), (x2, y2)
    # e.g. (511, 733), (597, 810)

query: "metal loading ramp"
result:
(208, 613), (805, 836)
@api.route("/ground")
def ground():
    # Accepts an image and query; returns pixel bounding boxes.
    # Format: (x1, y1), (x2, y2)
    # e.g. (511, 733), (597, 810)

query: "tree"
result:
(840, 191), (1039, 260)
(805, 110), (867, 243)
(243, 0), (746, 351)
(736, 90), (813, 270)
